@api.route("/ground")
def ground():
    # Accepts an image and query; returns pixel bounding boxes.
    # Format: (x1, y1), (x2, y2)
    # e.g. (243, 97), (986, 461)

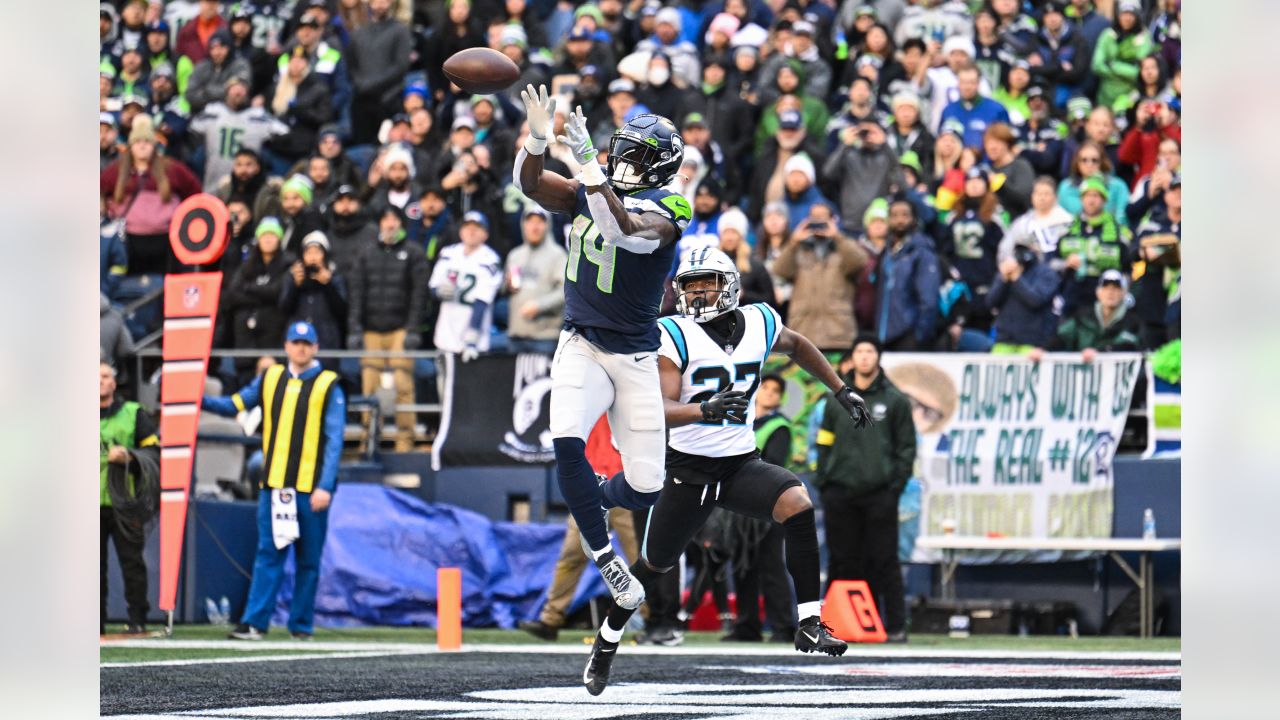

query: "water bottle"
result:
(220, 596), (231, 624)
(1142, 508), (1156, 540)
(204, 598), (223, 625)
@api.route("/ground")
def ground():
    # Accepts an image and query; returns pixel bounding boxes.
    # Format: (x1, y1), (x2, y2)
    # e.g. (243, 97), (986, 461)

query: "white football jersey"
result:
(429, 243), (503, 353)
(658, 303), (783, 458)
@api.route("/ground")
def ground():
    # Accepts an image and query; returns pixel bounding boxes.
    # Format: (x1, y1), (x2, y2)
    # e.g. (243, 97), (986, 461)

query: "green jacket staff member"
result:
(814, 335), (915, 640)
(203, 321), (345, 640)
(100, 360), (158, 635)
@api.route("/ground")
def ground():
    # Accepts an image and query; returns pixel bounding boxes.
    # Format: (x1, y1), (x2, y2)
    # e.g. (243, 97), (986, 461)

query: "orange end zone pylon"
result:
(437, 568), (462, 651)
(821, 579), (888, 643)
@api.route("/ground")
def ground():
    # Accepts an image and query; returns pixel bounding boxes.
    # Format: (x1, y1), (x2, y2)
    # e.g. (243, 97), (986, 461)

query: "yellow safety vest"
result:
(260, 365), (339, 493)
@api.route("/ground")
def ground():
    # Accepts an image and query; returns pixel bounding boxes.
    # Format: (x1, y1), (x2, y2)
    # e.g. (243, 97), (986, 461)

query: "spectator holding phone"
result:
(771, 203), (869, 353)
(988, 237), (1061, 357)
(823, 118), (901, 236)
(281, 231), (349, 365)
(1117, 97), (1181, 186)
(1127, 138), (1180, 225)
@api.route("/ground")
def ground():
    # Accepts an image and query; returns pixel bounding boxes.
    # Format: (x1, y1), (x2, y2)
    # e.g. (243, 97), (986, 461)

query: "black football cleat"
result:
(794, 616), (847, 656)
(583, 633), (619, 696)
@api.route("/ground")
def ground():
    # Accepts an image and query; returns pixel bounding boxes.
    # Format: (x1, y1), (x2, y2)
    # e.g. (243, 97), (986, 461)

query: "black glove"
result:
(835, 385), (873, 428)
(402, 332), (422, 351)
(701, 389), (748, 423)
(346, 333), (363, 350)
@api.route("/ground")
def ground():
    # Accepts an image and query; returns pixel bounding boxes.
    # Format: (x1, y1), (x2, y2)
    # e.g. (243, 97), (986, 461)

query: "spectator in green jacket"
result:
(1049, 269), (1142, 361)
(814, 335), (915, 641)
(1058, 175), (1133, 313)
(1090, 0), (1155, 111)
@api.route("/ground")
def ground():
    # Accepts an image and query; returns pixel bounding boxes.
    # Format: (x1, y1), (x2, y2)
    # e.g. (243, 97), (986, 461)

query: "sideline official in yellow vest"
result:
(203, 321), (346, 640)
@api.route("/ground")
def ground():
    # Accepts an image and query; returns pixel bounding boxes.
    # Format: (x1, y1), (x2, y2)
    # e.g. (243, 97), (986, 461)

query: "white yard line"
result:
(102, 638), (1180, 666)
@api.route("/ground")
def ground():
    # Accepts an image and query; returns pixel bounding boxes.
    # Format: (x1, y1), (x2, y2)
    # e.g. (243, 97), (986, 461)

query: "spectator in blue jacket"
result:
(988, 236), (1062, 355)
(875, 197), (941, 351)
(938, 65), (1010, 148)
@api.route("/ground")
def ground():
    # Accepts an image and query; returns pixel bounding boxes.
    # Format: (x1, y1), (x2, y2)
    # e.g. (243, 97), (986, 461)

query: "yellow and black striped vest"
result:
(260, 364), (340, 493)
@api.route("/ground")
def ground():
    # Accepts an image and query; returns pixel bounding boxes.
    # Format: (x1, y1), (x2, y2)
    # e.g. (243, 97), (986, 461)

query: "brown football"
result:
(442, 48), (521, 94)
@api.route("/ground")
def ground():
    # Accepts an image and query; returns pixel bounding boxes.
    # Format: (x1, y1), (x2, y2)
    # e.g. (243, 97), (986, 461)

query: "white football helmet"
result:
(673, 247), (740, 323)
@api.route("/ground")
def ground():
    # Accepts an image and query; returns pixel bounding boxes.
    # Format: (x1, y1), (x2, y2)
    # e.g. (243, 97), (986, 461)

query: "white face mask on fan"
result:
(647, 66), (671, 86)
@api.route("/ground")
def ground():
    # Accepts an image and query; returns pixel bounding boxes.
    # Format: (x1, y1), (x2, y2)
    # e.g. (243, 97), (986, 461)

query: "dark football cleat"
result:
(794, 616), (847, 656)
(582, 633), (619, 696)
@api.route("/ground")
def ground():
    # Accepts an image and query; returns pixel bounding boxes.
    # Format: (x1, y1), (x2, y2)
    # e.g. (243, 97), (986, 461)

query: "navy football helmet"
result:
(607, 114), (684, 191)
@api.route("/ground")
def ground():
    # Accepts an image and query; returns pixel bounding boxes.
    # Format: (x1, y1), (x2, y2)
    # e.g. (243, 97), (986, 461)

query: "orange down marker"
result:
(821, 580), (887, 643)
(437, 568), (462, 651)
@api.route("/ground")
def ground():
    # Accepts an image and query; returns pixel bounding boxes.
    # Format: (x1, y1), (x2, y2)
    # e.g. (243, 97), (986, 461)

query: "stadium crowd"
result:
(99, 0), (1182, 394)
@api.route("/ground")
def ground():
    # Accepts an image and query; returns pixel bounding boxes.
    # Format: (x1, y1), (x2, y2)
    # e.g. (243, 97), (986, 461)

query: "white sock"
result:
(600, 619), (625, 643)
(591, 545), (612, 562)
(797, 601), (822, 622)
(676, 609), (690, 622)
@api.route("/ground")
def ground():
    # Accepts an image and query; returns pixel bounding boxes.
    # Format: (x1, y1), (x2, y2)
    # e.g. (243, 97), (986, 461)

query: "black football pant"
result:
(820, 485), (906, 634)
(101, 506), (149, 630)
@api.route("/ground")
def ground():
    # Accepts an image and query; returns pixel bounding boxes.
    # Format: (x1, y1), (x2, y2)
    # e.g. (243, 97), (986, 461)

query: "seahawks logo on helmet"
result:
(607, 114), (685, 191)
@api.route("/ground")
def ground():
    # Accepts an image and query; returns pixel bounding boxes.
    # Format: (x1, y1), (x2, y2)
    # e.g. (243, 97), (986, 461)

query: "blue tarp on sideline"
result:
(271, 484), (608, 628)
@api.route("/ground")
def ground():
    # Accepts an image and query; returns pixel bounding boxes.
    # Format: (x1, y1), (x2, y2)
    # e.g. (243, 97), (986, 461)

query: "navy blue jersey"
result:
(562, 184), (691, 353)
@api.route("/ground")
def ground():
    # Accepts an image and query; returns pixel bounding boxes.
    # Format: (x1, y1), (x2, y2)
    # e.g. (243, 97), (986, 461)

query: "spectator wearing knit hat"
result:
(264, 47), (335, 169)
(822, 117), (901, 236)
(325, 185), (378, 277)
(99, 116), (202, 276)
(281, 231), (350, 362)
(1090, 0), (1155, 112)
(636, 7), (701, 88)
(185, 30), (251, 114)
(226, 217), (294, 385)
(758, 20), (832, 109)
(779, 152), (830, 231)
(1057, 175), (1133, 314)
(276, 175), (326, 252)
(366, 144), (418, 219)
(885, 91), (935, 168)
(772, 202), (869, 352)
(718, 208), (776, 310)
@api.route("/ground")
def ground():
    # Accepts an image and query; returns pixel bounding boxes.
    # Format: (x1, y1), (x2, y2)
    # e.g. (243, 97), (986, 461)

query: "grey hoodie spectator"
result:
(100, 294), (135, 367)
(503, 206), (568, 355)
(346, 0), (413, 144)
(758, 21), (832, 108)
(184, 30), (251, 114)
(822, 119), (902, 235)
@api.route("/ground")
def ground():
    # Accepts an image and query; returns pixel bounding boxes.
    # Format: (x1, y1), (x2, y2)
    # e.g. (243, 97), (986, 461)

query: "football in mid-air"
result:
(443, 48), (520, 94)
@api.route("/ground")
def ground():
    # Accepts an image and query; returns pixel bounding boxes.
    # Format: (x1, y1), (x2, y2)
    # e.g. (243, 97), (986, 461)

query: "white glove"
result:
(520, 83), (555, 154)
(461, 328), (480, 363)
(556, 105), (598, 166)
(436, 282), (457, 301)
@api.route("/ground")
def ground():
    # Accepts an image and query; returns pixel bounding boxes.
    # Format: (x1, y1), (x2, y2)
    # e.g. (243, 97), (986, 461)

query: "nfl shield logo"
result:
(182, 284), (201, 309)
